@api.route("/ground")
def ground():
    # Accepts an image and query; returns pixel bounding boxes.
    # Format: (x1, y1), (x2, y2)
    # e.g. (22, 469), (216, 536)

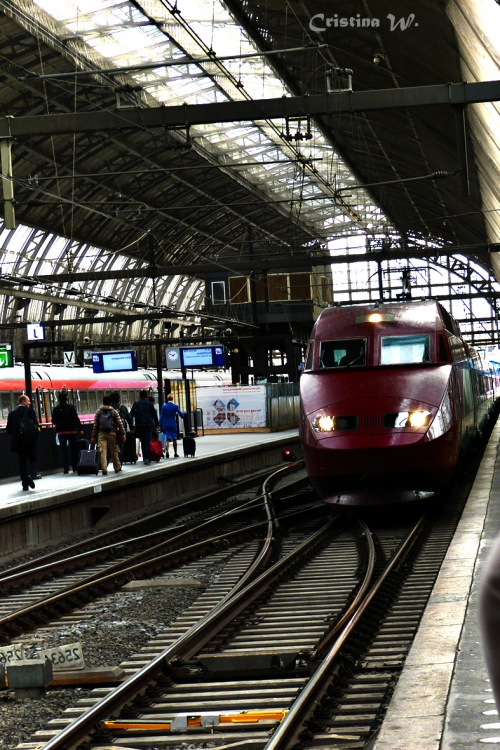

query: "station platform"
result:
(374, 420), (500, 750)
(0, 429), (300, 559)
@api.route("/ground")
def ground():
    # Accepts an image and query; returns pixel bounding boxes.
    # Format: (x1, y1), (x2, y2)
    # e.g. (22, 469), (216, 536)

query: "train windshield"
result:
(319, 339), (366, 368)
(381, 334), (430, 365)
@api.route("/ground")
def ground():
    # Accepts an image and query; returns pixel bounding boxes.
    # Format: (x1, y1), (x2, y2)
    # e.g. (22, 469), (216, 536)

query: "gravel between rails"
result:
(0, 564), (218, 750)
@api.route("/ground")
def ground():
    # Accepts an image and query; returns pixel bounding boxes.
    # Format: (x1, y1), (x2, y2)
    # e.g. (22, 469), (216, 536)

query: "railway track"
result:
(17, 465), (417, 750)
(7, 456), (481, 750)
(0, 463), (311, 643)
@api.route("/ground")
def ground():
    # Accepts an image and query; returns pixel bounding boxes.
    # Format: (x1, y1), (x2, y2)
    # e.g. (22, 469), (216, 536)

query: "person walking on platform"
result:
(130, 390), (158, 465)
(159, 394), (185, 458)
(91, 395), (125, 475)
(7, 395), (40, 491)
(110, 391), (132, 461)
(51, 391), (83, 474)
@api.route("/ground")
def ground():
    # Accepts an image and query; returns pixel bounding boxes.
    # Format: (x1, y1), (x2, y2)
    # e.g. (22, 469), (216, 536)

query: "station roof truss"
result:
(0, 0), (497, 348)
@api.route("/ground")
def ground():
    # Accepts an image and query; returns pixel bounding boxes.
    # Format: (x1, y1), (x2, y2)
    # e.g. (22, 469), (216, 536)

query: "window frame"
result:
(380, 333), (431, 366)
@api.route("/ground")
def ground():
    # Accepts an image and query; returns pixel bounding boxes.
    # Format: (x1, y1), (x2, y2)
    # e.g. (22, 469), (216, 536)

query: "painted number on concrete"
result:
(40, 641), (85, 671)
(0, 643), (25, 663)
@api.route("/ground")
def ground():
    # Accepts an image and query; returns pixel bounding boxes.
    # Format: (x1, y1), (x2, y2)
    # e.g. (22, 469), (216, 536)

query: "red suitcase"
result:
(150, 437), (163, 462)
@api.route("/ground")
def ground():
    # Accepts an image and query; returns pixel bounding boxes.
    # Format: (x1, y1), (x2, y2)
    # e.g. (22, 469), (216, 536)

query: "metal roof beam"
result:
(1, 81), (499, 137)
(27, 242), (500, 283)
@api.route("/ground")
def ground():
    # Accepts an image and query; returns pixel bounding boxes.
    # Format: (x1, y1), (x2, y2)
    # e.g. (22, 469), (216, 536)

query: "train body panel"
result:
(300, 300), (497, 505)
(0, 365), (231, 425)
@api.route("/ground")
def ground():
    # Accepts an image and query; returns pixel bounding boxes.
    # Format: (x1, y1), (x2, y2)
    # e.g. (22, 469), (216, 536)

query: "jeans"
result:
(135, 426), (153, 462)
(59, 433), (77, 473)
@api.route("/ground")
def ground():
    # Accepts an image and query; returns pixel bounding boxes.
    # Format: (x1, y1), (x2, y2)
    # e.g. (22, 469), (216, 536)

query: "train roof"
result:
(313, 300), (461, 338)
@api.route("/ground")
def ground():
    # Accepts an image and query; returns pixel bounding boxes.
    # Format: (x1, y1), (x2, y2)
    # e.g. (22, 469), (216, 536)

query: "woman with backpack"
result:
(90, 395), (126, 475)
(51, 391), (83, 474)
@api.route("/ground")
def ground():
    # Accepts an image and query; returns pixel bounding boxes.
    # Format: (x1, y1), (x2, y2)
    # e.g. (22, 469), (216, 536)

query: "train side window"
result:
(79, 391), (89, 414)
(305, 343), (313, 370)
(87, 391), (97, 412)
(1, 393), (12, 419)
(320, 339), (366, 368)
(381, 335), (430, 365)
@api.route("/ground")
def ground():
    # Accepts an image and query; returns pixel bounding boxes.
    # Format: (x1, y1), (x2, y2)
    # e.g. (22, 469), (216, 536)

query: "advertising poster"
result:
(196, 385), (267, 429)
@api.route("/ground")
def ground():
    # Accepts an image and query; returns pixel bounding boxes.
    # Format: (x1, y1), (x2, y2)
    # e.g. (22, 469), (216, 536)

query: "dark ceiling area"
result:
(231, 0), (490, 265)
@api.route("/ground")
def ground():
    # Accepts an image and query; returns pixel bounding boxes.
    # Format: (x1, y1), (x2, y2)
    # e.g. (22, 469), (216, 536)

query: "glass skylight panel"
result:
(32, 0), (390, 240)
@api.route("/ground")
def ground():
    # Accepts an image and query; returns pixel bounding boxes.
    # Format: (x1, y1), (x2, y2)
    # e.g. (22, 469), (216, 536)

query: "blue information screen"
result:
(92, 350), (138, 374)
(180, 345), (225, 368)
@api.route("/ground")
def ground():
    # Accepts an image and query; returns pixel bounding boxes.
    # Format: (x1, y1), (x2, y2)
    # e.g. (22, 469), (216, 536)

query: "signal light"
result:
(283, 448), (296, 462)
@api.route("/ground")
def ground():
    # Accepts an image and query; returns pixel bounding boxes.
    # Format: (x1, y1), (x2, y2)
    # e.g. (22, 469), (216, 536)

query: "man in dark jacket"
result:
(51, 391), (83, 474)
(6, 394), (40, 491)
(130, 390), (158, 465)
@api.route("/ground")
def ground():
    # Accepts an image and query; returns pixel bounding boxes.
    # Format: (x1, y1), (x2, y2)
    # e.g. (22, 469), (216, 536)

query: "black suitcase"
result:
(76, 437), (89, 452)
(77, 445), (100, 475)
(183, 434), (196, 457)
(122, 432), (138, 463)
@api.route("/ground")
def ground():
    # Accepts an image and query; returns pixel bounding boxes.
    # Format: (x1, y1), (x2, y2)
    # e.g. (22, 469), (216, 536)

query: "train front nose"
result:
(301, 394), (455, 501)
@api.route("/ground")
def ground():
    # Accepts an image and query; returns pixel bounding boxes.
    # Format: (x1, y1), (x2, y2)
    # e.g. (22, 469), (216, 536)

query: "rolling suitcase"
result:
(150, 437), (163, 462)
(77, 444), (100, 475)
(122, 432), (138, 464)
(183, 434), (196, 458)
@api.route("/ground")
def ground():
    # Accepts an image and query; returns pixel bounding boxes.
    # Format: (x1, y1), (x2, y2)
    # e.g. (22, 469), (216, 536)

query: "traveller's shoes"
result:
(34, 474), (42, 480)
(63, 470), (69, 474)
(27, 475), (35, 489)
(102, 471), (107, 475)
(144, 460), (150, 465)
(174, 453), (179, 458)
(165, 453), (169, 458)
(22, 483), (29, 491)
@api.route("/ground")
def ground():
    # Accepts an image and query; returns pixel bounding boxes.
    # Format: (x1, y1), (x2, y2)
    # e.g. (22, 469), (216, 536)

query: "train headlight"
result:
(383, 410), (432, 428)
(408, 410), (431, 428)
(311, 415), (357, 432)
(313, 415), (335, 432)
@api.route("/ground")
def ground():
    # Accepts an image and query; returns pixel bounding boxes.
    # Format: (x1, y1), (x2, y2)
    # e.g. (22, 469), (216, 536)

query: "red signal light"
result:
(283, 448), (296, 462)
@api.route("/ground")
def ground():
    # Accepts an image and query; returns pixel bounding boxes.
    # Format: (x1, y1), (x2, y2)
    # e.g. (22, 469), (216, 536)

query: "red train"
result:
(300, 301), (498, 505)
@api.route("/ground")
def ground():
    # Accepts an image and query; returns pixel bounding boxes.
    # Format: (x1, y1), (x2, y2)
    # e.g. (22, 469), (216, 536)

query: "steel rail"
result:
(0, 473), (310, 637)
(264, 513), (428, 750)
(0, 464), (285, 585)
(38, 518), (339, 750)
(312, 516), (376, 659)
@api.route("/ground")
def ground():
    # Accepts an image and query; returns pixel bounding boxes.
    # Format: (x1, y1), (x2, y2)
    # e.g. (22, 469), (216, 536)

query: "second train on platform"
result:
(300, 300), (498, 505)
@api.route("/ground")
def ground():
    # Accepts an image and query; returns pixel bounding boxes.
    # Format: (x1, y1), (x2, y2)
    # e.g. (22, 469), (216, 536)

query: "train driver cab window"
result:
(381, 334), (430, 365)
(320, 339), (366, 368)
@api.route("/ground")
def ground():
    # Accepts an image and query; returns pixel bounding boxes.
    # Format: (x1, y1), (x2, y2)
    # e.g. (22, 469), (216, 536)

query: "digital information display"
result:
(92, 350), (138, 374)
(165, 345), (225, 369)
(181, 346), (225, 368)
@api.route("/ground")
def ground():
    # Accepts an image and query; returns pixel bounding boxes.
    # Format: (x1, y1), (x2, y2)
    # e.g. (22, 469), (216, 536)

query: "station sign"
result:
(166, 345), (225, 370)
(27, 322), (45, 341)
(92, 350), (138, 374)
(0, 343), (13, 368)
